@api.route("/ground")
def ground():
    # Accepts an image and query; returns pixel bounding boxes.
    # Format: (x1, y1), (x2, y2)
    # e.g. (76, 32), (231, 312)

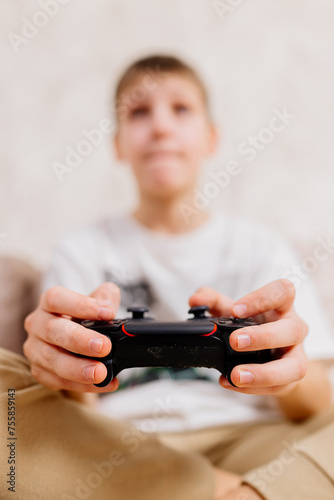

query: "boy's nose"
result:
(150, 105), (174, 137)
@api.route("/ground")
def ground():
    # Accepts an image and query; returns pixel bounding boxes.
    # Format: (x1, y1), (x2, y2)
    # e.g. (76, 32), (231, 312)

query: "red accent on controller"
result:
(122, 324), (136, 337)
(201, 323), (217, 336)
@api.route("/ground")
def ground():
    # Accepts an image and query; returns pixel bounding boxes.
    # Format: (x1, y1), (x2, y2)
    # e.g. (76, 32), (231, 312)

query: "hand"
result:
(189, 279), (309, 397)
(23, 283), (121, 393)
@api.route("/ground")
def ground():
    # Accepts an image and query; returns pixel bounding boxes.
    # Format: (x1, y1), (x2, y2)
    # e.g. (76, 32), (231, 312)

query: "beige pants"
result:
(157, 409), (334, 499)
(1, 347), (334, 500)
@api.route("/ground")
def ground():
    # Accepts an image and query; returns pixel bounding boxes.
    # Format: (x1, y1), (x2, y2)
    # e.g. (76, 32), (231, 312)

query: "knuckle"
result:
(57, 378), (72, 391)
(68, 364), (82, 382)
(281, 279), (296, 299)
(75, 298), (90, 318)
(265, 368), (276, 387)
(100, 282), (121, 302)
(44, 287), (62, 311)
(67, 325), (83, 349)
(24, 313), (33, 332)
(298, 359), (307, 380)
(269, 385), (284, 395)
(30, 365), (41, 380)
(44, 317), (55, 343)
(48, 380), (62, 391)
(302, 319), (309, 337)
(23, 339), (31, 359)
(261, 325), (272, 348)
(41, 343), (56, 369)
(195, 286), (211, 294)
(269, 285), (284, 307)
(67, 366), (76, 381)
(103, 281), (120, 292)
(256, 294), (267, 310)
(293, 320), (305, 344)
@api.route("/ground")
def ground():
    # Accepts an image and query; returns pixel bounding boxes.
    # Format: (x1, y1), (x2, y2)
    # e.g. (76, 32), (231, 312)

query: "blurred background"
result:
(0, 0), (333, 322)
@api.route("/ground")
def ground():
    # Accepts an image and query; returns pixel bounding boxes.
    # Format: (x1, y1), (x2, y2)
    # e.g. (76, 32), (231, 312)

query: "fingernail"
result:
(239, 370), (254, 385)
(237, 334), (251, 349)
(98, 306), (113, 320)
(89, 337), (103, 354)
(83, 365), (96, 381)
(233, 304), (247, 317)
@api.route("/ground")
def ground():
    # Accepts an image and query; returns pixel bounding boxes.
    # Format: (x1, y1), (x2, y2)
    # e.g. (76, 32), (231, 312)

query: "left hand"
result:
(189, 279), (309, 397)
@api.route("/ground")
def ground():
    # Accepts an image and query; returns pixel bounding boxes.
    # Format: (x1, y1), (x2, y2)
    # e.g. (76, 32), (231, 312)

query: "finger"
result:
(90, 281), (121, 311)
(189, 286), (234, 317)
(27, 338), (109, 385)
(26, 310), (111, 357)
(225, 345), (307, 388)
(232, 279), (296, 318)
(30, 364), (119, 393)
(219, 375), (296, 396)
(229, 317), (308, 352)
(40, 287), (115, 321)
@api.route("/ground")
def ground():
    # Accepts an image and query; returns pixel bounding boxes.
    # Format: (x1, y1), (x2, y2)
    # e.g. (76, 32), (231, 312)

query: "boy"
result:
(17, 55), (334, 498)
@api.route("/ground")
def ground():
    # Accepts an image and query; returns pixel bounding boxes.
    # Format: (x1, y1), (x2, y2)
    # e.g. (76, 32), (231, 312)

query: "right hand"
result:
(23, 282), (121, 393)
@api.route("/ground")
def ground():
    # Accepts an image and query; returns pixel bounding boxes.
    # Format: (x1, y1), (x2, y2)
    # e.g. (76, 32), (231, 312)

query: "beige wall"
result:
(1, 0), (334, 319)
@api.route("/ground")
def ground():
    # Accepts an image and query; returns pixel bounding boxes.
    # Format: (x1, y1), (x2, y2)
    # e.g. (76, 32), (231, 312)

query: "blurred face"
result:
(114, 73), (217, 199)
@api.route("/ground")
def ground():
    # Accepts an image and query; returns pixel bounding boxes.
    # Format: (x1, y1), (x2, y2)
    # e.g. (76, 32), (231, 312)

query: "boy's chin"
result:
(141, 182), (190, 200)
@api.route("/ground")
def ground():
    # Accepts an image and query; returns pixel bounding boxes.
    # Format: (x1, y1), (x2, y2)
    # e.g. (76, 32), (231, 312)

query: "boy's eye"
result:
(130, 107), (149, 117)
(174, 103), (190, 114)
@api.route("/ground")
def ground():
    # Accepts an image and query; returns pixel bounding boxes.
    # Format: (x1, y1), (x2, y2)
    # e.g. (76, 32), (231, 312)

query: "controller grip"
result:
(72, 348), (114, 388)
(225, 348), (272, 387)
(94, 359), (114, 388)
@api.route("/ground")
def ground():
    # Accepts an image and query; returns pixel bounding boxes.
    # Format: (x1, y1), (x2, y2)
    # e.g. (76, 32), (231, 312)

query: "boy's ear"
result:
(206, 123), (219, 156)
(113, 133), (123, 161)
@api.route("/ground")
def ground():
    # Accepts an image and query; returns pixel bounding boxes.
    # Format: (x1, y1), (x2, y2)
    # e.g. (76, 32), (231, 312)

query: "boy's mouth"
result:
(145, 150), (182, 161)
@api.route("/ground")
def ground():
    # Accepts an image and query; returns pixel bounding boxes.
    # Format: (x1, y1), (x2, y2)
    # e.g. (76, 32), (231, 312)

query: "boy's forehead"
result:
(119, 72), (204, 103)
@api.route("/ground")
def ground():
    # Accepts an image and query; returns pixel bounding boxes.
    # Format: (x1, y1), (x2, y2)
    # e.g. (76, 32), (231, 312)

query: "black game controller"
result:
(76, 306), (273, 388)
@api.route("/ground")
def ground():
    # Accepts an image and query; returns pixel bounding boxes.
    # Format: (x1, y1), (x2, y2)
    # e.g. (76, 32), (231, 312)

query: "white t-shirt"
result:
(43, 211), (334, 432)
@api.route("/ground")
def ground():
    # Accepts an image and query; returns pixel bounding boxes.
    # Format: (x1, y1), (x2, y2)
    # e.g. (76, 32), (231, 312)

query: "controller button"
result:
(127, 306), (149, 319)
(82, 320), (95, 328)
(188, 305), (210, 319)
